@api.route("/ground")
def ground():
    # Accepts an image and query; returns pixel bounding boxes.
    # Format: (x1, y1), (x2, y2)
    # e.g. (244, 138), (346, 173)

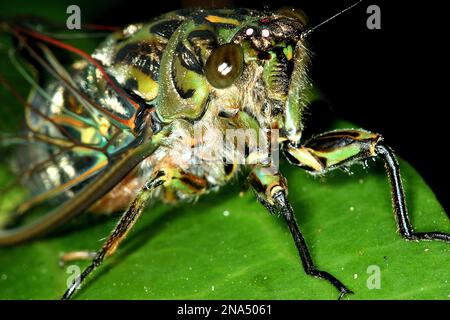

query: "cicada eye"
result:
(205, 43), (244, 89)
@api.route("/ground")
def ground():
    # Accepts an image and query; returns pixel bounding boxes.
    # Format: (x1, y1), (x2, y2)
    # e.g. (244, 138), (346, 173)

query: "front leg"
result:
(283, 129), (450, 242)
(248, 166), (353, 299)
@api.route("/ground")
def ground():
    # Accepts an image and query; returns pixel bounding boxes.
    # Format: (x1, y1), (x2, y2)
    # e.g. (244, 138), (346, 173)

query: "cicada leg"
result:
(62, 166), (210, 299)
(283, 129), (450, 243)
(248, 166), (353, 299)
(62, 170), (167, 300)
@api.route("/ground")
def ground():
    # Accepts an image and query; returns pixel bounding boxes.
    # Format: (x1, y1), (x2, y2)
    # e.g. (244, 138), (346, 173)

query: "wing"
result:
(0, 18), (158, 244)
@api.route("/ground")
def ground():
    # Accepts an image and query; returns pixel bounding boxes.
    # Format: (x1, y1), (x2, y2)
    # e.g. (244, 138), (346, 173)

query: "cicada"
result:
(0, 5), (449, 300)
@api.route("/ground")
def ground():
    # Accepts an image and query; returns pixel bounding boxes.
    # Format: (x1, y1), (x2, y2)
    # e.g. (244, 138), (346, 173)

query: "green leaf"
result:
(0, 119), (449, 300)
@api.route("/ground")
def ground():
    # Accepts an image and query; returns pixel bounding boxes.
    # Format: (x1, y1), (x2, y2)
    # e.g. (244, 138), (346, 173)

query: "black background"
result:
(94, 0), (450, 213)
(0, 299), (445, 317)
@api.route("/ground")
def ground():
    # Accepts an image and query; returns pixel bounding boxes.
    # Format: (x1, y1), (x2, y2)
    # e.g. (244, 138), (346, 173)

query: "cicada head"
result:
(204, 8), (311, 145)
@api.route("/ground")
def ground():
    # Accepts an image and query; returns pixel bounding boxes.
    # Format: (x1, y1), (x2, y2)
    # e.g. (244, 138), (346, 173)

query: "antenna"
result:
(301, 0), (363, 40)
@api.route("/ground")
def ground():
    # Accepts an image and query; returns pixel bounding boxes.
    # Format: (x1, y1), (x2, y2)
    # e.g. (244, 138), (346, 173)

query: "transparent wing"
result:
(0, 18), (155, 242)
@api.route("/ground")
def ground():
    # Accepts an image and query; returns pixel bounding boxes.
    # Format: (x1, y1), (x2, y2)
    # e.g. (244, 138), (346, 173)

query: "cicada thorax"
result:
(75, 10), (252, 206)
(103, 9), (255, 123)
(93, 8), (312, 204)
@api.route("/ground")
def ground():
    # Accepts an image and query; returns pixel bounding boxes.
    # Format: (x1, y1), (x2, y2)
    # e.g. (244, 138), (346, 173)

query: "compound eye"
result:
(205, 43), (243, 89)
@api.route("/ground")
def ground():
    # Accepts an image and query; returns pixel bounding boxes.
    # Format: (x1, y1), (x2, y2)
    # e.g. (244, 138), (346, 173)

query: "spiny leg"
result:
(248, 167), (353, 299)
(61, 166), (211, 299)
(62, 171), (166, 300)
(283, 129), (450, 243)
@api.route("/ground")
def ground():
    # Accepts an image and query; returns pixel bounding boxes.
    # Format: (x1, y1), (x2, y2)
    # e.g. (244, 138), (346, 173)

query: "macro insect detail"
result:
(0, 6), (449, 300)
